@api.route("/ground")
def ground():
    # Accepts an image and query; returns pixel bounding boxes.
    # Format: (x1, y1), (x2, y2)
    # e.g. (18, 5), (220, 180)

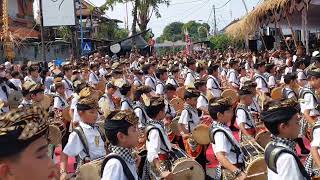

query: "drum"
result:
(221, 89), (238, 105)
(191, 124), (210, 145)
(241, 141), (267, 180)
(8, 90), (23, 109)
(170, 147), (205, 180)
(176, 86), (185, 99)
(62, 107), (72, 123)
(271, 87), (283, 100)
(48, 124), (63, 146)
(96, 77), (107, 92)
(170, 97), (184, 115)
(169, 116), (181, 136)
(255, 130), (271, 149)
(76, 157), (104, 180)
(40, 94), (53, 110)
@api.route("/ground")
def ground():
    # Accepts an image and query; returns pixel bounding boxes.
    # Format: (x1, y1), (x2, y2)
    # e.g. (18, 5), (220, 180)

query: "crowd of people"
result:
(0, 46), (320, 180)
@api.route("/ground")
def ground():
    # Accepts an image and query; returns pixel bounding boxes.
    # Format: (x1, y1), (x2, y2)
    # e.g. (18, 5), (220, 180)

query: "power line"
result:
(170, 0), (203, 6)
(179, 0), (211, 21)
(215, 0), (232, 9)
(207, 4), (214, 24)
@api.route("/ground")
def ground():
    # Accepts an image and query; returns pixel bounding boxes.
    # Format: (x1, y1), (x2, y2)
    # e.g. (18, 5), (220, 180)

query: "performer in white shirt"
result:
(262, 99), (310, 180)
(155, 67), (168, 96)
(294, 60), (307, 87)
(62, 64), (74, 100)
(101, 110), (140, 180)
(184, 59), (197, 86)
(144, 97), (173, 180)
(264, 63), (277, 89)
(226, 59), (240, 90)
(253, 61), (269, 94)
(209, 97), (246, 180)
(143, 63), (157, 92)
(88, 63), (100, 86)
(166, 66), (180, 87)
(207, 64), (222, 98)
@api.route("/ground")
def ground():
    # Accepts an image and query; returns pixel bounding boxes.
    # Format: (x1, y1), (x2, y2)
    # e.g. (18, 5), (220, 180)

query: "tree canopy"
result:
(157, 21), (210, 43)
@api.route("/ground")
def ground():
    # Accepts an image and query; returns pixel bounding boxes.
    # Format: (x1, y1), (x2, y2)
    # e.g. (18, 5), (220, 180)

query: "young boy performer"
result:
(60, 87), (107, 179)
(0, 106), (59, 180)
(261, 99), (311, 180)
(282, 73), (298, 100)
(299, 67), (320, 152)
(178, 88), (207, 170)
(209, 97), (246, 180)
(236, 87), (256, 142)
(101, 110), (140, 180)
(144, 96), (173, 180)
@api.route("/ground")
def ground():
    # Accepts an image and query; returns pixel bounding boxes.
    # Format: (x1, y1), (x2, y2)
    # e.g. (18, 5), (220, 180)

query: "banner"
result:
(42, 0), (76, 27)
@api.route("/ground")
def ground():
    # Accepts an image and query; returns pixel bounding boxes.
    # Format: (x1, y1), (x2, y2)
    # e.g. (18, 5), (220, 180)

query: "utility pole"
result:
(213, 5), (217, 35)
(241, 0), (249, 14)
(79, 0), (84, 55)
(39, 0), (46, 62)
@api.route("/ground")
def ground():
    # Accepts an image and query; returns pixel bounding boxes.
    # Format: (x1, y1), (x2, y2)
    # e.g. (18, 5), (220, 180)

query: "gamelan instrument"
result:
(221, 89), (239, 105)
(271, 87), (283, 100)
(8, 90), (23, 109)
(170, 97), (184, 115)
(62, 107), (72, 123)
(39, 94), (53, 110)
(76, 157), (105, 180)
(169, 147), (205, 180)
(255, 124), (272, 148)
(176, 86), (186, 99)
(240, 140), (267, 180)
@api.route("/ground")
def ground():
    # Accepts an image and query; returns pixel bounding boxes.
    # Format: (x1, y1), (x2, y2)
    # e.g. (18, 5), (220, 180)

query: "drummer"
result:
(207, 64), (222, 98)
(143, 63), (157, 92)
(184, 59), (197, 86)
(0, 106), (58, 180)
(155, 66), (168, 96)
(261, 99), (310, 180)
(236, 87), (256, 142)
(144, 96), (173, 180)
(102, 110), (140, 180)
(282, 73), (298, 100)
(119, 82), (134, 111)
(294, 60), (307, 87)
(226, 59), (240, 90)
(209, 97), (246, 180)
(19, 81), (44, 107)
(253, 61), (269, 95)
(194, 79), (209, 114)
(166, 66), (180, 88)
(178, 88), (207, 170)
(133, 85), (152, 128)
(62, 64), (74, 100)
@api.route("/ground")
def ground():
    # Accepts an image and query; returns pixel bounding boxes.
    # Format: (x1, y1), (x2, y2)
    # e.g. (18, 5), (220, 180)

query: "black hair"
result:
(142, 64), (152, 75)
(208, 98), (232, 119)
(164, 84), (176, 92)
(283, 73), (297, 84)
(265, 64), (275, 73)
(196, 66), (204, 74)
(146, 103), (165, 118)
(155, 69), (167, 79)
(293, 60), (304, 72)
(119, 85), (131, 96)
(11, 71), (20, 78)
(207, 64), (219, 75)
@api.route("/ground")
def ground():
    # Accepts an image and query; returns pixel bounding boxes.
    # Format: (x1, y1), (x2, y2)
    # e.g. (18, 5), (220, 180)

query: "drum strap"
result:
(236, 108), (255, 129)
(207, 77), (221, 90)
(73, 126), (107, 160)
(134, 106), (147, 125)
(311, 124), (320, 140)
(254, 74), (269, 89)
(299, 90), (318, 104)
(146, 126), (170, 153)
(265, 143), (311, 180)
(282, 88), (297, 99)
(121, 99), (134, 110)
(146, 76), (156, 90)
(211, 129), (242, 164)
(100, 154), (135, 180)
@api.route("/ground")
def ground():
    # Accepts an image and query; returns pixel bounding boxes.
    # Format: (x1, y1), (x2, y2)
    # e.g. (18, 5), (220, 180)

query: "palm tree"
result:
(137, 0), (169, 32)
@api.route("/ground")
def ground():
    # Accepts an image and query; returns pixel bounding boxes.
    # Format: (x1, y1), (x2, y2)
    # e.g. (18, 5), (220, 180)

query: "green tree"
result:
(209, 34), (231, 50)
(158, 22), (184, 43)
(57, 26), (73, 41)
(182, 21), (210, 42)
(97, 21), (129, 40)
(138, 0), (170, 32)
(101, 0), (139, 35)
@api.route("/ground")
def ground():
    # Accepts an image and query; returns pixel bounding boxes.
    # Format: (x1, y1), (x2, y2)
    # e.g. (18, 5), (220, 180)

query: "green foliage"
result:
(97, 21), (129, 40)
(209, 34), (232, 50)
(56, 26), (73, 41)
(158, 21), (210, 43)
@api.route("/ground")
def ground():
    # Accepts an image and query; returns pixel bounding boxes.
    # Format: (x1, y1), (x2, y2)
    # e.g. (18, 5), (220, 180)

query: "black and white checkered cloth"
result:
(109, 145), (135, 164)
